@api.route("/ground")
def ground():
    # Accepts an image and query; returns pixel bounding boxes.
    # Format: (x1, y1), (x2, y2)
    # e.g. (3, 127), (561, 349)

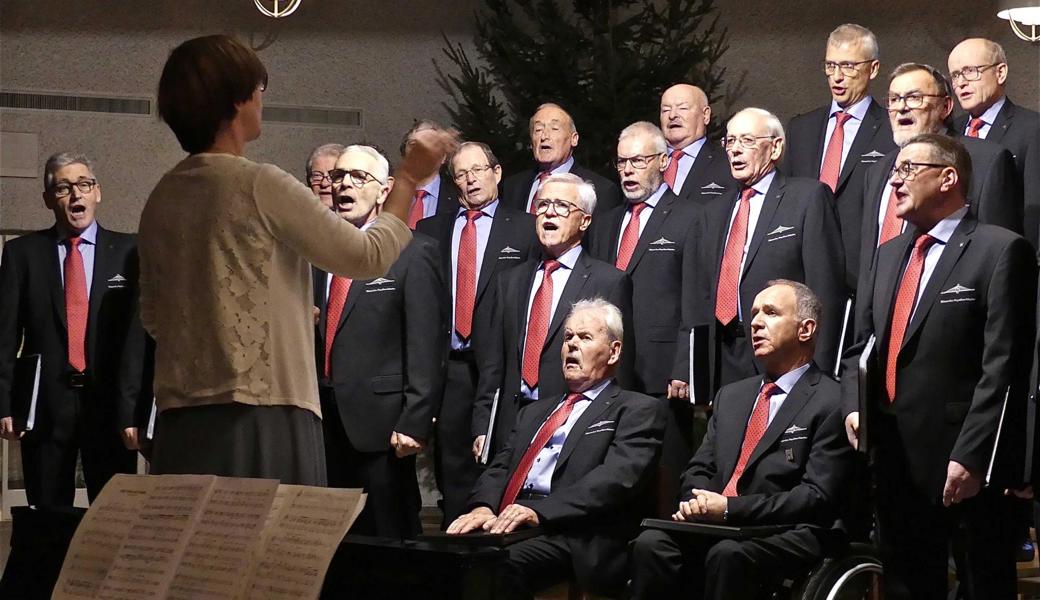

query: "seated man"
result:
(630, 280), (854, 600)
(447, 298), (666, 599)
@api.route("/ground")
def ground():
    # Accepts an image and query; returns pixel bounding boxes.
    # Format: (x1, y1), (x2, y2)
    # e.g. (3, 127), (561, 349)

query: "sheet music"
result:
(834, 298), (852, 378)
(688, 328), (698, 405)
(145, 396), (158, 441)
(985, 387), (1011, 486)
(480, 388), (500, 465)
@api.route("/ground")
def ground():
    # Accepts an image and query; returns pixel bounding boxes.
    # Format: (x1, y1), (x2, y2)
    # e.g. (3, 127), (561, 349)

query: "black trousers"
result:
(434, 354), (483, 526)
(629, 526), (825, 600)
(321, 391), (422, 539)
(21, 386), (135, 508)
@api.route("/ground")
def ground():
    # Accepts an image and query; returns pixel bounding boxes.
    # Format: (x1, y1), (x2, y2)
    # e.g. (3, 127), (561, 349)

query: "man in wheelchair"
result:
(630, 280), (856, 599)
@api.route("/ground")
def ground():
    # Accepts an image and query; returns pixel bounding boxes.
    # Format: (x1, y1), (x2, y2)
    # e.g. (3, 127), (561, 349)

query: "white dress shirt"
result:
(819, 96), (872, 175)
(668, 137), (707, 195)
(615, 183), (669, 258)
(755, 363), (811, 426)
(963, 96), (1006, 140)
(417, 174), (443, 219)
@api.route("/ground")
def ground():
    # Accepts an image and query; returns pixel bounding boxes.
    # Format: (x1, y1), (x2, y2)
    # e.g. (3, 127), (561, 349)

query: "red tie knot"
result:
(564, 392), (584, 406)
(415, 189), (428, 201)
(543, 259), (561, 276)
(834, 110), (851, 126)
(67, 236), (82, 250)
(464, 209), (482, 224)
(670, 149), (684, 161)
(740, 187), (756, 203)
(968, 117), (985, 136)
(760, 381), (781, 399)
(630, 201), (648, 217)
(914, 234), (938, 253)
(538, 171), (551, 184)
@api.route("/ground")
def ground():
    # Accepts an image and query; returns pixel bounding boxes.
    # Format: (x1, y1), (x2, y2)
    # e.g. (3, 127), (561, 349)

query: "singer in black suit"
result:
(631, 281), (854, 600)
(843, 134), (1036, 599)
(0, 153), (141, 507)
(416, 141), (539, 526)
(400, 120), (462, 222)
(500, 103), (621, 216)
(448, 299), (666, 599)
(659, 84), (736, 205)
(314, 145), (447, 538)
(475, 173), (633, 458)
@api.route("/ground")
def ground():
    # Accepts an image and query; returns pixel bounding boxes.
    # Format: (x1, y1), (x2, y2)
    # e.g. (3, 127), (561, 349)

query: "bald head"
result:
(660, 84), (711, 149)
(948, 38), (1008, 117)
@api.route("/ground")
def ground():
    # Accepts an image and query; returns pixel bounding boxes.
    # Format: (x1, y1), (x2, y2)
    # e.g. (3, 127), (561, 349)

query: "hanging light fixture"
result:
(997, 0), (1040, 42)
(254, 0), (302, 19)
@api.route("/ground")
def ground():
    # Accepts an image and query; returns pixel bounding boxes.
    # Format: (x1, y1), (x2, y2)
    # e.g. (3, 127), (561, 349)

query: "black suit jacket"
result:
(313, 233), (448, 452)
(682, 366), (853, 527)
(587, 190), (703, 395)
(430, 173), (461, 217)
(954, 98), (1040, 248)
(474, 249), (634, 445)
(844, 215), (1036, 496)
(501, 162), (622, 215)
(784, 99), (896, 290)
(0, 225), (144, 432)
(676, 174), (846, 388)
(670, 142), (737, 206)
(858, 135), (1023, 283)
(468, 381), (666, 591)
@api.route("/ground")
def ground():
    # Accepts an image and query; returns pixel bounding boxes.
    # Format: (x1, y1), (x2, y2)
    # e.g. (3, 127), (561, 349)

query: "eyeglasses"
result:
(452, 164), (495, 183)
(885, 93), (947, 110)
(534, 199), (585, 217)
(721, 135), (776, 150)
(823, 59), (874, 77)
(949, 63), (998, 82)
(890, 161), (949, 181)
(51, 179), (98, 198)
(329, 168), (381, 187)
(308, 171), (332, 185)
(614, 154), (663, 170)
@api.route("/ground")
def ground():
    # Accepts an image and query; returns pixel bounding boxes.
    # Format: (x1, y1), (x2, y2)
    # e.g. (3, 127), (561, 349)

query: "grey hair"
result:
(890, 62), (952, 99)
(529, 102), (578, 134)
(342, 144), (390, 183)
(765, 279), (822, 326)
(827, 23), (879, 60)
(44, 152), (96, 191)
(306, 143), (345, 176)
(977, 38), (1007, 64)
(618, 122), (668, 154)
(729, 107), (785, 140)
(568, 298), (624, 342)
(538, 172), (597, 214)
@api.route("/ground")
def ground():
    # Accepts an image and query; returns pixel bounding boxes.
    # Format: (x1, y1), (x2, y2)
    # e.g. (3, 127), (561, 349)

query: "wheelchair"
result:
(776, 541), (882, 600)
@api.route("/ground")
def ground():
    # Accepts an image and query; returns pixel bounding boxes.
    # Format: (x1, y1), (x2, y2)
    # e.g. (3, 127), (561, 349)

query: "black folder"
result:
(640, 518), (796, 540)
(11, 354), (41, 432)
(417, 527), (542, 547)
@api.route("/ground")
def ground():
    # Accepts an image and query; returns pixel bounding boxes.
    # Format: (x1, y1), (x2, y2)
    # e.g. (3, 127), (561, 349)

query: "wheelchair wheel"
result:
(792, 543), (882, 600)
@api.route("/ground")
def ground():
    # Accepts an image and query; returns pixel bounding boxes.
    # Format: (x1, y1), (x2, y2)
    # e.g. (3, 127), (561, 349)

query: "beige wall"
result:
(1, 0), (1037, 233)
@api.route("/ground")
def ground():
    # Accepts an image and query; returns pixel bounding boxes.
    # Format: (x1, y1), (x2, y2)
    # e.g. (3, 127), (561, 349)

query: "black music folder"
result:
(418, 527), (542, 547)
(641, 518), (796, 540)
(856, 335), (877, 454)
(11, 354), (41, 432)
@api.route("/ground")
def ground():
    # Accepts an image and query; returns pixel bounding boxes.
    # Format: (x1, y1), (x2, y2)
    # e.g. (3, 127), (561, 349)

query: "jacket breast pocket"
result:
(370, 374), (403, 394)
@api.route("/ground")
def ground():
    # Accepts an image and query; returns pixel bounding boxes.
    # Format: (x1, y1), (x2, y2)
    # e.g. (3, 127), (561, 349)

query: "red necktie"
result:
(324, 275), (352, 378)
(64, 237), (88, 372)
(884, 234), (937, 402)
(499, 392), (583, 511)
(407, 189), (427, 229)
(723, 382), (780, 496)
(967, 117), (985, 138)
(615, 202), (648, 271)
(819, 111), (852, 192)
(455, 210), (482, 340)
(715, 188), (755, 324)
(521, 260), (563, 389)
(530, 172), (551, 214)
(877, 187), (903, 246)
(663, 149), (684, 191)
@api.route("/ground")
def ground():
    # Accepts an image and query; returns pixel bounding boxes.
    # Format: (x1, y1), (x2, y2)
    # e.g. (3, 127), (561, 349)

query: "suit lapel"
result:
(864, 152), (899, 271)
(987, 100), (1014, 145)
(744, 370), (817, 470)
(554, 382), (618, 472)
(476, 210), (509, 302)
(603, 207), (626, 261)
(86, 226), (112, 363)
(626, 190), (675, 273)
(45, 227), (67, 328)
(542, 251), (591, 350)
(313, 267), (328, 341)
(742, 173), (784, 276)
(875, 233), (915, 343)
(901, 219), (974, 349)
(837, 101), (885, 190)
(719, 379), (760, 480)
(516, 261), (540, 358)
(809, 110), (829, 176)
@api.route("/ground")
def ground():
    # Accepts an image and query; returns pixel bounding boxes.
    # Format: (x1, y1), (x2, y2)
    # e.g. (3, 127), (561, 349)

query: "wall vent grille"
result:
(0, 91), (152, 116)
(263, 104), (362, 128)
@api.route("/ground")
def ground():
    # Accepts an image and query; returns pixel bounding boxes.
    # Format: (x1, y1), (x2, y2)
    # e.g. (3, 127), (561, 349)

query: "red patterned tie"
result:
(521, 260), (562, 389)
(324, 275), (352, 378)
(967, 117), (985, 138)
(407, 189), (427, 229)
(499, 392), (583, 511)
(884, 234), (937, 402)
(615, 202), (648, 271)
(877, 187), (903, 246)
(819, 111), (851, 192)
(723, 382), (780, 496)
(715, 188), (755, 324)
(455, 210), (482, 340)
(64, 237), (88, 372)
(663, 149), (684, 191)
(530, 172), (551, 214)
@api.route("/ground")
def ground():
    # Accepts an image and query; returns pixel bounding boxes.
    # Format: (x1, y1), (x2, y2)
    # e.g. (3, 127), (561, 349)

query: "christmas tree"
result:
(436, 0), (736, 176)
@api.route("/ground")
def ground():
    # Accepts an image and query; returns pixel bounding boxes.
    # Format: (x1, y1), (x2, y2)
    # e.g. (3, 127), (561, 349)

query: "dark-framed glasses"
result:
(890, 161), (949, 181)
(452, 164), (495, 183)
(329, 168), (380, 187)
(51, 179), (97, 198)
(822, 59), (874, 77)
(949, 63), (998, 82)
(308, 171), (332, 185)
(534, 199), (585, 217)
(885, 93), (947, 110)
(614, 154), (663, 170)
(721, 135), (776, 150)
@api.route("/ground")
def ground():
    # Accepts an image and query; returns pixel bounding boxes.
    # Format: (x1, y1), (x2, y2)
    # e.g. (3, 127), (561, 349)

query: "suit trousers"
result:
(629, 526), (824, 600)
(21, 385), (136, 508)
(434, 353), (483, 526)
(320, 388), (422, 539)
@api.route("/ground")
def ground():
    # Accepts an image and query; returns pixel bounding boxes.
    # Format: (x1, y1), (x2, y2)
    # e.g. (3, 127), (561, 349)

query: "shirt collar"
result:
(539, 156), (575, 177)
(59, 220), (98, 245)
(457, 198), (500, 219)
(925, 206), (968, 244)
(974, 95), (1006, 126)
(640, 183), (669, 209)
(546, 245), (582, 270)
(576, 377), (612, 402)
(749, 169), (777, 198)
(766, 362), (811, 396)
(670, 137), (707, 161)
(420, 173), (440, 197)
(829, 95), (872, 121)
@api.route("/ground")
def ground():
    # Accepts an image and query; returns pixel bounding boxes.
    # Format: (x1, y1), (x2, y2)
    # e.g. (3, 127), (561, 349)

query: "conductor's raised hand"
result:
(399, 127), (460, 185)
